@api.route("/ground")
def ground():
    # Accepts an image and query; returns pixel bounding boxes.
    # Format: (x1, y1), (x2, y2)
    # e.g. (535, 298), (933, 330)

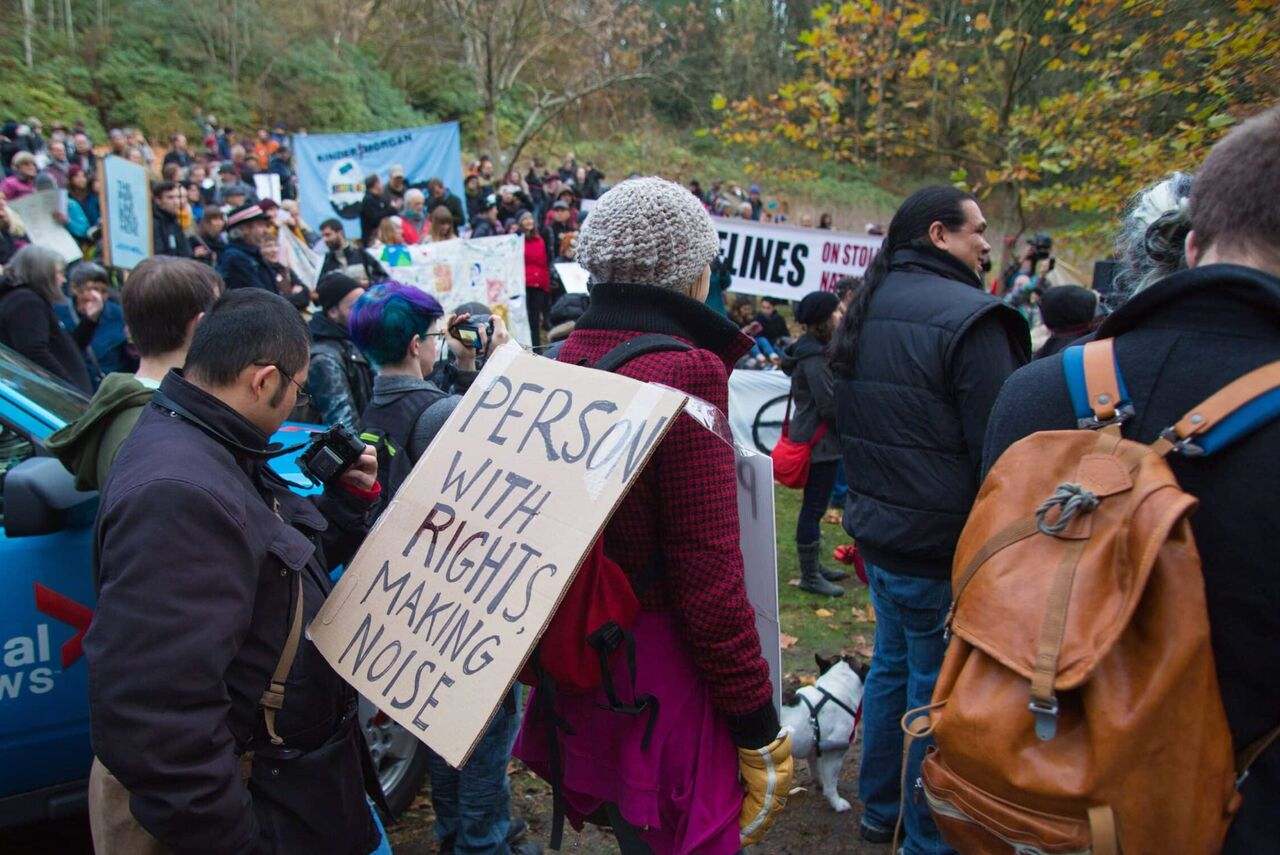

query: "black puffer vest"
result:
(835, 247), (1027, 578)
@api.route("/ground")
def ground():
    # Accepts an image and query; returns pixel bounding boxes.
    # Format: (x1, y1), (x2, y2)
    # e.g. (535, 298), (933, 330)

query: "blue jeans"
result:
(750, 336), (778, 360)
(427, 686), (520, 854)
(830, 464), (848, 509)
(858, 564), (955, 855)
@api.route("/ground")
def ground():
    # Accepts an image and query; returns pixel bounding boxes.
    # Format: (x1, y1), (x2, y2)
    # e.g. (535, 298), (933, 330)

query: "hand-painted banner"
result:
(379, 235), (531, 348)
(310, 344), (686, 767)
(10, 190), (81, 264)
(714, 218), (883, 301)
(293, 122), (465, 240)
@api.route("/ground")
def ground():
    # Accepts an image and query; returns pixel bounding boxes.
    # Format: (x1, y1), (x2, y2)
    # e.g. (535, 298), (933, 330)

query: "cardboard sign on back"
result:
(310, 344), (686, 767)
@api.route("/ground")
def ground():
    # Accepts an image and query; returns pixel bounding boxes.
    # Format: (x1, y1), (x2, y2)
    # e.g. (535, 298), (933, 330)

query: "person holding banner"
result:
(513, 177), (792, 854)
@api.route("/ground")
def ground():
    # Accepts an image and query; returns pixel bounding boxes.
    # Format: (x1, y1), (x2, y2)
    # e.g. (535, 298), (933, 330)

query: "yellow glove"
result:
(738, 728), (794, 847)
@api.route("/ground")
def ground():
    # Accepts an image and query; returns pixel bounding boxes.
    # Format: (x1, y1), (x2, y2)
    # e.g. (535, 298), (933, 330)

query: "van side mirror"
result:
(3, 457), (98, 537)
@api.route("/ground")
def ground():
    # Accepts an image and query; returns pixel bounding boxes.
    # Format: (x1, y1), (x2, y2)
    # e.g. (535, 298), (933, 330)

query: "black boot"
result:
(797, 541), (845, 596)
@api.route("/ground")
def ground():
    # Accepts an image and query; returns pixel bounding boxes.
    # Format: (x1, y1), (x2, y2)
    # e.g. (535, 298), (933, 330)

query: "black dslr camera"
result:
(297, 424), (366, 486)
(1029, 233), (1054, 262)
(450, 313), (494, 351)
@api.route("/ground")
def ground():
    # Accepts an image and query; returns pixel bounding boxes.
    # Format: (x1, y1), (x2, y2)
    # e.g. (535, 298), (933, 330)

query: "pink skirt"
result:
(514, 612), (743, 855)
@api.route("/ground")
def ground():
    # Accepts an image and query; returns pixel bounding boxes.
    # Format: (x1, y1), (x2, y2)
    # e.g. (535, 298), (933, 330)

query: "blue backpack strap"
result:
(1062, 340), (1133, 430)
(1154, 360), (1280, 457)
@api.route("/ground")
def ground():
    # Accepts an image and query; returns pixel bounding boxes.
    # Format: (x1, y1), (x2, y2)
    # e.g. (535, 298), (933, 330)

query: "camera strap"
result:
(151, 389), (308, 460)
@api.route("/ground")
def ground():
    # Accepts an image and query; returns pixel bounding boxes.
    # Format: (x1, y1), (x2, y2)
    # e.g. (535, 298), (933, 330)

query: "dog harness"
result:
(799, 687), (862, 756)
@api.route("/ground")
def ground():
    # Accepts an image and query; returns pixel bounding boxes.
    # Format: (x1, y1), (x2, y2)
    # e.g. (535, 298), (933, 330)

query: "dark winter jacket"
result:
(86, 370), (380, 854)
(358, 192), (393, 243)
(426, 190), (466, 228)
(0, 278), (93, 392)
(359, 374), (451, 505)
(306, 314), (375, 432)
(779, 333), (841, 463)
(469, 217), (501, 239)
(152, 207), (192, 258)
(217, 239), (277, 291)
(756, 310), (790, 345)
(982, 263), (1280, 853)
(558, 283), (779, 749)
(834, 246), (1029, 578)
(318, 243), (386, 283)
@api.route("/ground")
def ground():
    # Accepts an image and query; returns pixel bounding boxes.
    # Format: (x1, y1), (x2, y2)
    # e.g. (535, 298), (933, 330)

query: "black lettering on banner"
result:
(586, 419), (633, 472)
(339, 613), (384, 672)
(460, 376), (511, 434)
(788, 243), (808, 287)
(367, 639), (403, 682)
(441, 451), (493, 504)
(489, 382), (544, 446)
(362, 560), (411, 613)
(390, 658), (436, 710)
(463, 635), (501, 675)
(739, 236), (754, 277)
(502, 562), (557, 622)
(770, 241), (790, 284)
(749, 237), (772, 280)
(444, 530), (491, 583)
(518, 388), (573, 461)
(485, 542), (543, 614)
(484, 472), (533, 522)
(412, 670), (456, 730)
(381, 648), (418, 699)
(412, 590), (456, 637)
(561, 400), (617, 463)
(401, 501), (455, 560)
(737, 457), (759, 522)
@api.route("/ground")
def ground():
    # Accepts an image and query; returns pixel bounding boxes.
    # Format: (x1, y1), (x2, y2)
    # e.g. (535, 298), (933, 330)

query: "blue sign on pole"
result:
(99, 155), (152, 271)
(293, 121), (465, 240)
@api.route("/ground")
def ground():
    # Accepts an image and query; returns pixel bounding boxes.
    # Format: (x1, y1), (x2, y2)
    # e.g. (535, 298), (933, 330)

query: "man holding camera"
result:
(85, 289), (385, 854)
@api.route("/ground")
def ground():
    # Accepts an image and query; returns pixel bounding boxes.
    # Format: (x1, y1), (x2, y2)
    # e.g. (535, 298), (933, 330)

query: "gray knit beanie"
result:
(576, 176), (720, 293)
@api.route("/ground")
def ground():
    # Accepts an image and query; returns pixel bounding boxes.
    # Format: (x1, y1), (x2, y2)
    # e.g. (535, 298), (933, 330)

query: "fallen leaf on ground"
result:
(851, 634), (875, 659)
(780, 632), (798, 649)
(800, 674), (817, 686)
(787, 578), (801, 587)
(814, 608), (834, 618)
(851, 605), (875, 623)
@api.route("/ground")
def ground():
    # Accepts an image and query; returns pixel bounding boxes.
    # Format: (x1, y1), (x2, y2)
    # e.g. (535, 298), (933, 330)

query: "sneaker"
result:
(859, 820), (894, 844)
(822, 507), (843, 525)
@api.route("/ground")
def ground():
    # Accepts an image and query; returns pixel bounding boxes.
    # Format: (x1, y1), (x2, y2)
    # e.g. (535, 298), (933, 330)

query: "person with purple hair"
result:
(348, 281), (539, 854)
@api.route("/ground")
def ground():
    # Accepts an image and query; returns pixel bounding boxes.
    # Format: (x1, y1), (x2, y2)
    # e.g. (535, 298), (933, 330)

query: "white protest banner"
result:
(379, 235), (532, 347)
(99, 155), (151, 270)
(10, 190), (81, 264)
(554, 262), (590, 295)
(278, 227), (323, 288)
(737, 448), (782, 712)
(727, 369), (791, 454)
(714, 218), (882, 301)
(254, 172), (282, 204)
(310, 344), (687, 767)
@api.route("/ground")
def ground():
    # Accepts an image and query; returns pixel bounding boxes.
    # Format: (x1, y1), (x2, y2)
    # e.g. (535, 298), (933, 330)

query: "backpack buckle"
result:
(1158, 426), (1205, 457)
(1028, 696), (1059, 741)
(1077, 403), (1134, 431)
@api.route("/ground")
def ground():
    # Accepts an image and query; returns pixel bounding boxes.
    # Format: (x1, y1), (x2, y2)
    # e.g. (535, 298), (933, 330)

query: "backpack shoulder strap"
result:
(592, 333), (692, 373)
(1062, 339), (1133, 430)
(1152, 359), (1280, 458)
(259, 570), (303, 746)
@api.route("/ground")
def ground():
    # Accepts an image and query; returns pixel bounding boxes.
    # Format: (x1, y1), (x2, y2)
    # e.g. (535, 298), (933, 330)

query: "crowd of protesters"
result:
(2, 99), (1278, 855)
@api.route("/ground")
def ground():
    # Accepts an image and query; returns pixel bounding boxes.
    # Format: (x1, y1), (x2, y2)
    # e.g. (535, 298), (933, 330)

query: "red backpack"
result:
(517, 334), (693, 848)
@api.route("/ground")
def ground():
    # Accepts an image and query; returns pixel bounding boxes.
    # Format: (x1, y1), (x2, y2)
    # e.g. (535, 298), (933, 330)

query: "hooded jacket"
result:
(45, 373), (153, 491)
(307, 314), (374, 432)
(982, 263), (1280, 853)
(779, 332), (841, 463)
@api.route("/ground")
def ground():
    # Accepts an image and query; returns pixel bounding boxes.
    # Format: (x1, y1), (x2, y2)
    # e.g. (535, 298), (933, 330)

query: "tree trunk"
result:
(22, 0), (35, 68)
(63, 0), (75, 48)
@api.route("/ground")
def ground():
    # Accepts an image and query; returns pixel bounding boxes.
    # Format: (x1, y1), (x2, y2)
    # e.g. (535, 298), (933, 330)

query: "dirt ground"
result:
(388, 738), (892, 855)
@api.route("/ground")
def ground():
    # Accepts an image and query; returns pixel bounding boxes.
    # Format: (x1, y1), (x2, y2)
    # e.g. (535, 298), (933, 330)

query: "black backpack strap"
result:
(592, 333), (691, 373)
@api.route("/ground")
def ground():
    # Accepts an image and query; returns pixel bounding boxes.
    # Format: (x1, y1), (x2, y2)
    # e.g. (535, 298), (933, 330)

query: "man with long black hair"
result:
(828, 186), (1029, 853)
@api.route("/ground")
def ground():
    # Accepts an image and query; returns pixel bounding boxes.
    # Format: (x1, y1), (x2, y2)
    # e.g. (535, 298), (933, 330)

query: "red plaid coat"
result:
(557, 284), (777, 746)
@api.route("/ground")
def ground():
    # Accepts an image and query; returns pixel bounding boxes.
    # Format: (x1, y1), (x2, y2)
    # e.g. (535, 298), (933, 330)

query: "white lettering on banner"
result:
(311, 344), (686, 767)
(714, 219), (883, 300)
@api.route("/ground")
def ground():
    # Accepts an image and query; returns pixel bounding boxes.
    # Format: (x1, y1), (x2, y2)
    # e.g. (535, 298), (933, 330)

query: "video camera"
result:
(297, 424), (366, 486)
(451, 314), (494, 352)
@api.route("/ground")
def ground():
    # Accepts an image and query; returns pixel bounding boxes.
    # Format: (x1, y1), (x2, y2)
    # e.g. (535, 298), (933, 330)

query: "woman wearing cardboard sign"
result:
(513, 177), (792, 854)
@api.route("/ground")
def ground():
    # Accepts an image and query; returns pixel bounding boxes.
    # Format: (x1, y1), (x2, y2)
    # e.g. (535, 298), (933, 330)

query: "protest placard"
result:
(554, 262), (590, 295)
(736, 447), (782, 712)
(10, 190), (81, 264)
(254, 172), (282, 204)
(99, 155), (151, 270)
(278, 227), (323, 288)
(311, 343), (687, 767)
(714, 218), (883, 301)
(381, 235), (532, 347)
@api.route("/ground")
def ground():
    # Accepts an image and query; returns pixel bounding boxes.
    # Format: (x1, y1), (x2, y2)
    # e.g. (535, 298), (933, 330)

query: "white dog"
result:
(781, 654), (869, 812)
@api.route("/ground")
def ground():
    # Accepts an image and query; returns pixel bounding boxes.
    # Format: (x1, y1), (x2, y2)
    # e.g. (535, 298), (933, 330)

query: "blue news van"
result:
(0, 345), (428, 828)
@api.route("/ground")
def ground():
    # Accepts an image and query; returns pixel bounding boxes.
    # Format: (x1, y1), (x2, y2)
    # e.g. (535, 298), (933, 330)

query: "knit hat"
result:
(795, 290), (840, 326)
(317, 272), (363, 311)
(1039, 285), (1098, 331)
(575, 176), (720, 292)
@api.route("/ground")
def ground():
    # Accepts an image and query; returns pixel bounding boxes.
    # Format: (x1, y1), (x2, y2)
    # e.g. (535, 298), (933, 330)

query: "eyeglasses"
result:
(422, 331), (447, 343)
(254, 363), (310, 407)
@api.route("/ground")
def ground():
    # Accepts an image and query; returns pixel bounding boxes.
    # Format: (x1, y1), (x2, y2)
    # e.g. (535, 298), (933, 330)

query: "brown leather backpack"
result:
(908, 339), (1280, 854)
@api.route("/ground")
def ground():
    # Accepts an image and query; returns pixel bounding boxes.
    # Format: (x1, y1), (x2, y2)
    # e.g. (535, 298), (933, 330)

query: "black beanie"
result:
(317, 273), (362, 312)
(1039, 285), (1098, 331)
(795, 290), (840, 326)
